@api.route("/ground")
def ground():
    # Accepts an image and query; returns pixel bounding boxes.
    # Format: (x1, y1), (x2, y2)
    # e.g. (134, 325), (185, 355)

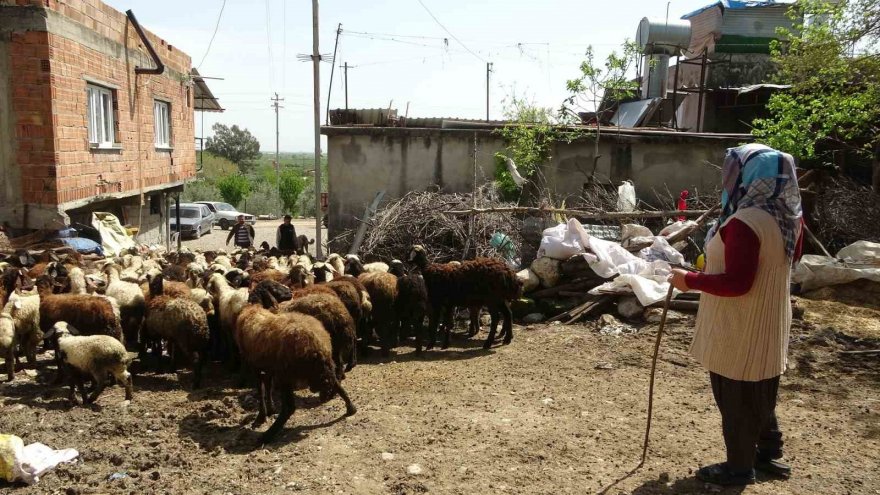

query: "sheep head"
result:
(408, 245), (428, 268)
(389, 259), (408, 277)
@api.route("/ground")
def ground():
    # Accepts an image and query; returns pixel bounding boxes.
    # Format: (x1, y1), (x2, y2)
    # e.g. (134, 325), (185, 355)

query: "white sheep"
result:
(1, 290), (42, 376)
(44, 321), (133, 405)
(104, 265), (146, 346)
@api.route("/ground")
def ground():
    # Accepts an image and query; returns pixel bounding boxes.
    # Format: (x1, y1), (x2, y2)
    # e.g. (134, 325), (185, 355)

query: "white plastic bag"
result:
(617, 181), (636, 212)
(836, 241), (880, 261)
(639, 237), (686, 265)
(0, 435), (78, 485)
(659, 220), (697, 238)
(537, 222), (585, 260)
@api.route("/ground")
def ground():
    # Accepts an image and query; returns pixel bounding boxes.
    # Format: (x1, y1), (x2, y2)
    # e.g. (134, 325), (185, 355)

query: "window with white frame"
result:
(86, 84), (115, 147)
(154, 100), (171, 148)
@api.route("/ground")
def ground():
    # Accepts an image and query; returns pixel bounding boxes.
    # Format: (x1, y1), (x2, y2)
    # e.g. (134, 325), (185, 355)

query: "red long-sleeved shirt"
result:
(685, 218), (804, 297)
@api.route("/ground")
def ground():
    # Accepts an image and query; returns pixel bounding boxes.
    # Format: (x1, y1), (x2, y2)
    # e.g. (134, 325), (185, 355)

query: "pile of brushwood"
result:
(343, 190), (524, 263)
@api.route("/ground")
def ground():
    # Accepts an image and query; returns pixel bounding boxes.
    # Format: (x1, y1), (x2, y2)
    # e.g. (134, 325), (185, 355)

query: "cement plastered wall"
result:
(325, 128), (746, 239)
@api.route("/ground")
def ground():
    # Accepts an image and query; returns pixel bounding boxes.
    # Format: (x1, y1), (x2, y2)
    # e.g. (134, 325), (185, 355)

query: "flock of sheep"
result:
(0, 243), (522, 444)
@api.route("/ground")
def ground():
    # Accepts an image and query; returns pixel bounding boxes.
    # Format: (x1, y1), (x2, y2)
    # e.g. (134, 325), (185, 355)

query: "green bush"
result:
(216, 174), (251, 208)
(182, 179), (220, 203)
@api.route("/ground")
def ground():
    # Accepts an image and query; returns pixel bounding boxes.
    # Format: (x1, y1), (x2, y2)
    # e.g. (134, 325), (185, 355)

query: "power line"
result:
(197, 0), (227, 70)
(415, 0), (487, 63)
(265, 0), (274, 89)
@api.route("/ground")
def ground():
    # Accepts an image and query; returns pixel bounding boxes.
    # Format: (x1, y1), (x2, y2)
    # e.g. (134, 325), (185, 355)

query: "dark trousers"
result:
(710, 372), (784, 472)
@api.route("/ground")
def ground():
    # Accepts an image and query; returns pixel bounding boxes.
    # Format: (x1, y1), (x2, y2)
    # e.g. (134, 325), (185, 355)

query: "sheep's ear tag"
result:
(12, 300), (21, 310)
(408, 251), (416, 262)
(19, 254), (28, 266)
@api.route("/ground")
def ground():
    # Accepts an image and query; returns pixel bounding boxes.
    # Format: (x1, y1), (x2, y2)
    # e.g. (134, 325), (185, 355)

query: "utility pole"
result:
(271, 92), (284, 215)
(325, 23), (342, 125)
(311, 0), (324, 258)
(342, 62), (349, 110)
(486, 62), (493, 122)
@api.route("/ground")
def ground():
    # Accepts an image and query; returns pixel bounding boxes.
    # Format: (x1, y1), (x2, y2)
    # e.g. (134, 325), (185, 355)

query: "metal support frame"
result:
(125, 10), (165, 75)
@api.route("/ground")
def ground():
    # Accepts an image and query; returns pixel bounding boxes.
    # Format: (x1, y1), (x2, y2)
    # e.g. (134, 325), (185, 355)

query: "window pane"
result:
(87, 88), (97, 143)
(101, 92), (113, 144)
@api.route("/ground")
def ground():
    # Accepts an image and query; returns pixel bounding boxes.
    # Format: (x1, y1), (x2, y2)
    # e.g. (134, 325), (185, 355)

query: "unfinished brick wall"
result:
(8, 0), (196, 210)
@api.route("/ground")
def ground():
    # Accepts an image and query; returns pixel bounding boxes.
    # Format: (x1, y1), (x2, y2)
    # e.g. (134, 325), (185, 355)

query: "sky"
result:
(106, 0), (717, 152)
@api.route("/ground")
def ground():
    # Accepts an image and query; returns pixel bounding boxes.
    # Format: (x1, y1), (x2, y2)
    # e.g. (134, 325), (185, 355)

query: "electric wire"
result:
(415, 0), (487, 63)
(196, 0), (227, 70)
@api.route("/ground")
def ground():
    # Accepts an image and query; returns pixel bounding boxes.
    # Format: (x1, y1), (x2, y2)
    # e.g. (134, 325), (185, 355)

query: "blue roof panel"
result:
(681, 0), (795, 19)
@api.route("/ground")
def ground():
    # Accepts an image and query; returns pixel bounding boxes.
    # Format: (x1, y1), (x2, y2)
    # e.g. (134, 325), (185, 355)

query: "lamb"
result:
(277, 292), (356, 379)
(388, 260), (428, 352)
(311, 261), (337, 283)
(104, 265), (146, 346)
(344, 255), (389, 276)
(409, 245), (521, 350)
(0, 290), (42, 378)
(0, 312), (14, 381)
(142, 274), (210, 388)
(326, 253), (345, 277)
(43, 321), (133, 404)
(234, 304), (356, 443)
(37, 275), (123, 342)
(357, 271), (398, 356)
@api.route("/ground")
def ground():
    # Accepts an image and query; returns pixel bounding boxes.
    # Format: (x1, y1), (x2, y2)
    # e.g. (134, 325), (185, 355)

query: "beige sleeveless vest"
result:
(690, 208), (795, 381)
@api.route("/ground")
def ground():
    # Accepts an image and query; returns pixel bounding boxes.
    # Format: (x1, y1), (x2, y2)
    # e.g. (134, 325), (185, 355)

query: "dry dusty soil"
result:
(1, 291), (878, 494)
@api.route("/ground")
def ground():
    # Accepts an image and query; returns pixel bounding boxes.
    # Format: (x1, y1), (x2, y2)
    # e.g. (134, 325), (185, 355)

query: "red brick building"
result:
(0, 0), (221, 242)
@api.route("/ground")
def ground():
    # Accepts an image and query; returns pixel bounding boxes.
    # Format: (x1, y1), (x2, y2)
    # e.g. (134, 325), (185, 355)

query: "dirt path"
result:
(1, 300), (878, 494)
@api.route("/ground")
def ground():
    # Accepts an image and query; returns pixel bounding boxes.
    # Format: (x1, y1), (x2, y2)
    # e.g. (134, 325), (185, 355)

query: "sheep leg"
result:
(345, 338), (357, 372)
(425, 306), (442, 351)
(483, 305), (501, 350)
(252, 373), (268, 428)
(441, 306), (454, 350)
(334, 379), (357, 417)
(4, 347), (14, 382)
(86, 374), (107, 404)
(265, 375), (276, 416)
(467, 306), (481, 337)
(66, 367), (84, 405)
(500, 302), (514, 345)
(258, 384), (294, 444)
(192, 350), (203, 389)
(118, 370), (133, 401)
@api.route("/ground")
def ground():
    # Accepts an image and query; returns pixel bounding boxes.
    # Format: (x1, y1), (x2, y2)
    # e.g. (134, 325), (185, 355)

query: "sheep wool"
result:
(51, 322), (133, 404)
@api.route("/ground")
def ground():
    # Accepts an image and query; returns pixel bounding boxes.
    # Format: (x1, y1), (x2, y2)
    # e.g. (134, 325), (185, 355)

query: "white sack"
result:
(793, 254), (880, 292)
(617, 181), (636, 212)
(836, 241), (880, 261)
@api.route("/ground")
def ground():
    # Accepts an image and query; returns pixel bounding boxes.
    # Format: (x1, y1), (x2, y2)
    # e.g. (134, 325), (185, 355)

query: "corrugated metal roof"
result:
(191, 69), (223, 112)
(682, 0), (795, 20)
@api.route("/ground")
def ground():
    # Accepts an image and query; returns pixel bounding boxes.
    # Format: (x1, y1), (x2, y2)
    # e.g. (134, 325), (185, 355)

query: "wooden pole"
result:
(311, 0), (323, 258)
(445, 206), (712, 220)
(325, 23), (342, 125)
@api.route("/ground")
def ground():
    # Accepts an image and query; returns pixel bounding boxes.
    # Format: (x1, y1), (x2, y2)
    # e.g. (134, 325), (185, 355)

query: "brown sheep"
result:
(389, 260), (429, 352)
(409, 245), (521, 350)
(357, 272), (398, 356)
(235, 304), (356, 444)
(278, 293), (356, 379)
(36, 275), (122, 342)
(142, 274), (210, 388)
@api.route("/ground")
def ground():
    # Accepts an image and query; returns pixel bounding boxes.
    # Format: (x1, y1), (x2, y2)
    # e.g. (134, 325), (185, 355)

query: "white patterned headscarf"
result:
(706, 144), (803, 260)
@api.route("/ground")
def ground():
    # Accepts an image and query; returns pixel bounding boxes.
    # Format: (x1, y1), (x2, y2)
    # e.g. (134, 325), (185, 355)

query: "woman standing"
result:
(669, 143), (803, 486)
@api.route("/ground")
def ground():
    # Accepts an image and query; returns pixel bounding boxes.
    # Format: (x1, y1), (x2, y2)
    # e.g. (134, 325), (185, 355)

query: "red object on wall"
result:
(677, 190), (689, 221)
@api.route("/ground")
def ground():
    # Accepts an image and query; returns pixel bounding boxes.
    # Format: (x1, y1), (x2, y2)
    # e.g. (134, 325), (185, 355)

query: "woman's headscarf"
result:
(706, 143), (803, 260)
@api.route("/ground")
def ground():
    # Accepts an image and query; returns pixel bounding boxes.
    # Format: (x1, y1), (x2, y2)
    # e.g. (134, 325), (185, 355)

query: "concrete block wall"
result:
(323, 127), (747, 239)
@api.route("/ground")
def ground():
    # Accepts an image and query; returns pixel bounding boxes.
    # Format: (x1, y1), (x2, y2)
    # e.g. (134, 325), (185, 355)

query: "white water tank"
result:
(636, 17), (692, 55)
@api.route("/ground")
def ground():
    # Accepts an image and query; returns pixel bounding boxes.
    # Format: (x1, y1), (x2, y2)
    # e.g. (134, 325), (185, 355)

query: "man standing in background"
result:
(276, 215), (297, 251)
(226, 215), (255, 249)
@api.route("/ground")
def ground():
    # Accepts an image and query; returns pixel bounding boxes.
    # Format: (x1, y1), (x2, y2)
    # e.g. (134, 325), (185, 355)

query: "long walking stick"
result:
(638, 284), (676, 468)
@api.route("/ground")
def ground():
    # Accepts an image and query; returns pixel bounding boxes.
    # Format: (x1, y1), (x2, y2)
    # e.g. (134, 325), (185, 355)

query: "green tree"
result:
(181, 179), (220, 203)
(279, 169), (307, 215)
(562, 41), (641, 174)
(753, 0), (880, 191)
(494, 96), (557, 201)
(199, 151), (239, 180)
(205, 123), (262, 171)
(216, 174), (251, 208)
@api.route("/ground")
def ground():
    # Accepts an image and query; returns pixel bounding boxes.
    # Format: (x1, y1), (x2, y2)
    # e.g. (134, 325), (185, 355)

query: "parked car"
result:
(169, 203), (215, 239)
(194, 201), (256, 230)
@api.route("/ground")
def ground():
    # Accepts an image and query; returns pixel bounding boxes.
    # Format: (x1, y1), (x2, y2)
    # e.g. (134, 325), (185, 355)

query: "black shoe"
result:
(755, 458), (792, 479)
(696, 463), (756, 486)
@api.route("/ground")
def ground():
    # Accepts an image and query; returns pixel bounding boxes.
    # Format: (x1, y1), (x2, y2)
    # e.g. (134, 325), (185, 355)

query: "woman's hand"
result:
(668, 268), (691, 292)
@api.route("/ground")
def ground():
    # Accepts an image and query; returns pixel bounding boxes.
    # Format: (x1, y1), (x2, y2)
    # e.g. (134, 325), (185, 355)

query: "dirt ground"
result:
(1, 293), (878, 494)
(181, 219), (326, 255)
